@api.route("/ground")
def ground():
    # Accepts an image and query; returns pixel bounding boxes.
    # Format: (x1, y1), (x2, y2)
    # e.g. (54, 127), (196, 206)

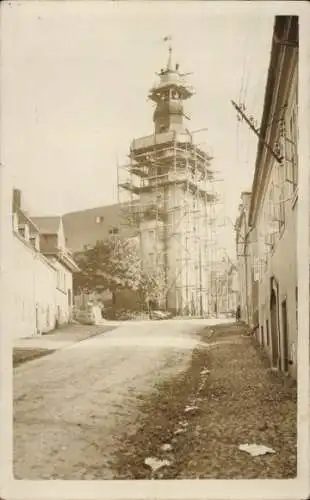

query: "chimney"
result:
(13, 189), (22, 212)
(12, 212), (19, 232)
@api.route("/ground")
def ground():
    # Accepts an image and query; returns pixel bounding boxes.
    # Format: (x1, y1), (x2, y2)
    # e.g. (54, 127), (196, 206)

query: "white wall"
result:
(258, 204), (297, 378)
(0, 166), (14, 346)
(51, 259), (73, 325)
(11, 235), (36, 338)
(34, 255), (57, 333)
(11, 234), (58, 338)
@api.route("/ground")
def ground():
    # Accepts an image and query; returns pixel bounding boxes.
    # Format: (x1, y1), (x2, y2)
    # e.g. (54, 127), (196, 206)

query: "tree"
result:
(74, 236), (144, 305)
(140, 266), (167, 310)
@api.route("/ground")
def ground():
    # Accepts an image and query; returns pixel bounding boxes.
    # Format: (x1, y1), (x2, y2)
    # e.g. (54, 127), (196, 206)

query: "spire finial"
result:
(163, 35), (173, 71)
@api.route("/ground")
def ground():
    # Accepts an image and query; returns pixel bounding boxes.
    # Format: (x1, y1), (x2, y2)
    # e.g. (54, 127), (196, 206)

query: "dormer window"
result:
(30, 234), (40, 252)
(18, 223), (30, 242)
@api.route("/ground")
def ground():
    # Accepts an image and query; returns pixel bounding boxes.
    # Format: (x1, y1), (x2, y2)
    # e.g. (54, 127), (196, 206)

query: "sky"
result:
(1, 1), (275, 257)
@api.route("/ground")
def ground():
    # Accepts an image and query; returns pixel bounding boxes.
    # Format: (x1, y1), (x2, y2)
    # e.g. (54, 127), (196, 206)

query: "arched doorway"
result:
(270, 289), (279, 368)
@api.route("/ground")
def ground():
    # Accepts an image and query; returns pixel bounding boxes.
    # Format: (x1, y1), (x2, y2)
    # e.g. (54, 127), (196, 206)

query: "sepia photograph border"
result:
(0, 1), (309, 499)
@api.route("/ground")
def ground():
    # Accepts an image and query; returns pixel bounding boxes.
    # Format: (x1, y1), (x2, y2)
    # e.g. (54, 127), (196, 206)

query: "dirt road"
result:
(14, 319), (210, 479)
(115, 323), (297, 480)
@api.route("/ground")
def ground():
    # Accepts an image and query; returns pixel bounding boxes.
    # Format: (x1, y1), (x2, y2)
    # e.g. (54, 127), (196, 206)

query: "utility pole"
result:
(231, 100), (283, 164)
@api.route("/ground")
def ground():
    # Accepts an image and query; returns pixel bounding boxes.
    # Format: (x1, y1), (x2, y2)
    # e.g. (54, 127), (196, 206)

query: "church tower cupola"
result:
(148, 44), (195, 134)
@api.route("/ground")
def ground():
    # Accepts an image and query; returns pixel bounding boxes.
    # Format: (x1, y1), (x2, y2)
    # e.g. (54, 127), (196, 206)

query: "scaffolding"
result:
(117, 129), (225, 317)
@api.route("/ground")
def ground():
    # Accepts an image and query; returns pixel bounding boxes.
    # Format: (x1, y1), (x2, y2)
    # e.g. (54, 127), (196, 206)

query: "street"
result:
(13, 319), (296, 480)
(13, 319), (208, 479)
(4, 7), (300, 489)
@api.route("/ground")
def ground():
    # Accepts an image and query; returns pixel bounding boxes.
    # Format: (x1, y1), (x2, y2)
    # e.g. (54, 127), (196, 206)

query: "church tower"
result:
(118, 44), (216, 316)
(149, 45), (194, 134)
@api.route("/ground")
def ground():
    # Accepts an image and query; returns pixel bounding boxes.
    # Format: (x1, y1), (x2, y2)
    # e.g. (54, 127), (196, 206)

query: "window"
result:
(95, 216), (104, 224)
(109, 227), (119, 235)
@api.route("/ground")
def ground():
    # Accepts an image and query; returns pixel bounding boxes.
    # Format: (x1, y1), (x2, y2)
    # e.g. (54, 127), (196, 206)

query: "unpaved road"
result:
(13, 320), (212, 479)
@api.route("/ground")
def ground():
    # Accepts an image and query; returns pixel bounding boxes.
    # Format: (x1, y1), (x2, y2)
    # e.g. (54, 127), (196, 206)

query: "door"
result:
(281, 299), (289, 372)
(270, 289), (279, 368)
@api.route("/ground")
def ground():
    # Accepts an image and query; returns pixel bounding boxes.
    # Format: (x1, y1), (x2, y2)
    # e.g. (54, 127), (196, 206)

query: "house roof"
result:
(31, 216), (61, 235)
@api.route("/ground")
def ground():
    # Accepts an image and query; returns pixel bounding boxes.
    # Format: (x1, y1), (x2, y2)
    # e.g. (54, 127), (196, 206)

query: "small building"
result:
(12, 191), (58, 337)
(236, 16), (298, 379)
(31, 216), (80, 326)
(235, 192), (253, 324)
(11, 189), (79, 338)
(210, 257), (239, 317)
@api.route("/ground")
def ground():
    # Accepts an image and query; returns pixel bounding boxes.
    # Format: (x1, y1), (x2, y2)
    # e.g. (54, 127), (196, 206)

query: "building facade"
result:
(32, 215), (80, 325)
(62, 202), (135, 254)
(11, 190), (79, 338)
(236, 16), (298, 378)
